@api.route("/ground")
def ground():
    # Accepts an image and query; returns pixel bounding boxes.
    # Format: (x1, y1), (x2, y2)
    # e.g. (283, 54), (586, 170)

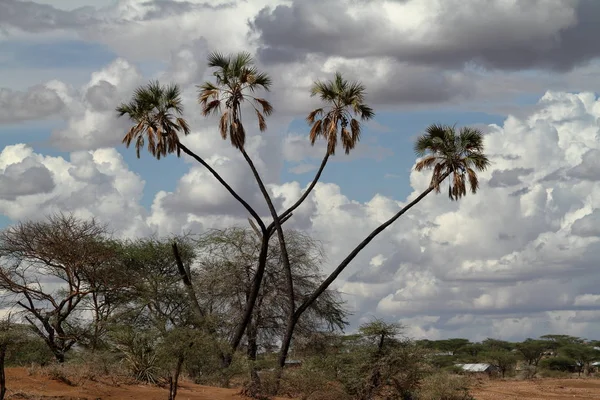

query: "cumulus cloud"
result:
(3, 0), (600, 342)
(0, 144), (149, 238)
(251, 0), (600, 71)
(48, 58), (144, 150)
(2, 88), (600, 341)
(0, 84), (65, 124)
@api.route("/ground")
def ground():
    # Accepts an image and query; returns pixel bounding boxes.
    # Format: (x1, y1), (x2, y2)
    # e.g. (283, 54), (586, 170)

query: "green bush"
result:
(539, 356), (576, 372)
(6, 333), (54, 366)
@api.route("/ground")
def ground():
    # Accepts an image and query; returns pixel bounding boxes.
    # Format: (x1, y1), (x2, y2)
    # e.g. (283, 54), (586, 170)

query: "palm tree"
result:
(307, 71), (374, 155)
(198, 52), (286, 365)
(197, 51), (273, 150)
(116, 81), (190, 159)
(273, 73), (375, 232)
(276, 123), (490, 372)
(415, 124), (490, 200)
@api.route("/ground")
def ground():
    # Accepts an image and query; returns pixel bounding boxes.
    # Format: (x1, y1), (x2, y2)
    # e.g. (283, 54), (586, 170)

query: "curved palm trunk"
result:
(175, 141), (273, 365)
(277, 174), (449, 369)
(177, 141), (266, 233)
(267, 152), (330, 233)
(229, 235), (269, 359)
(239, 147), (295, 336)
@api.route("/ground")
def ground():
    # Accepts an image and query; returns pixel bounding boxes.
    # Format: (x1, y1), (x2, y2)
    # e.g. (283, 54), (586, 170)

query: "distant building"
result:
(455, 363), (498, 375)
(432, 351), (454, 356)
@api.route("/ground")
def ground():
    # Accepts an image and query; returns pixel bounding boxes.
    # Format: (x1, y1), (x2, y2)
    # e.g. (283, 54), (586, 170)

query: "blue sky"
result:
(2, 0), (600, 342)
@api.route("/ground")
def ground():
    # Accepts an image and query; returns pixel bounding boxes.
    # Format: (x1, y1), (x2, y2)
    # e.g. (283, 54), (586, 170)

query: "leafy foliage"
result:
(415, 124), (490, 200)
(198, 52), (272, 149)
(307, 72), (374, 155)
(117, 81), (190, 159)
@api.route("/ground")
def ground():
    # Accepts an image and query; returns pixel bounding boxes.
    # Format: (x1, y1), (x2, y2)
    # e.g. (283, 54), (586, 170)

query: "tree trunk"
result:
(168, 354), (185, 400)
(172, 242), (205, 321)
(177, 142), (266, 233)
(268, 153), (330, 231)
(273, 313), (299, 395)
(247, 318), (261, 390)
(229, 236), (269, 359)
(177, 137), (273, 366)
(277, 175), (449, 368)
(0, 344), (7, 400)
(54, 349), (65, 364)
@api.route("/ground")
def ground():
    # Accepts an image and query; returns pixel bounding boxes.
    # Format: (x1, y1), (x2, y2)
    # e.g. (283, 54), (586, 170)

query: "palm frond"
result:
(219, 110), (229, 140)
(414, 123), (490, 200)
(117, 80), (187, 160)
(306, 108), (323, 125)
(414, 155), (438, 172)
(255, 109), (267, 132)
(207, 51), (230, 69)
(309, 120), (323, 145)
(202, 51), (272, 149)
(253, 98), (273, 116)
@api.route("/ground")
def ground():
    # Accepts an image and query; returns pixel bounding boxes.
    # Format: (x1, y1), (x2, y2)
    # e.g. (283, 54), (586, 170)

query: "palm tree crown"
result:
(307, 72), (374, 155)
(197, 52), (273, 150)
(414, 124), (490, 200)
(116, 81), (190, 159)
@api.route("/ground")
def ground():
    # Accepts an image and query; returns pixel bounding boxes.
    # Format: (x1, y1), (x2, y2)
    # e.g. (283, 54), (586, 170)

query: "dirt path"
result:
(6, 367), (600, 400)
(4, 368), (285, 400)
(471, 378), (600, 400)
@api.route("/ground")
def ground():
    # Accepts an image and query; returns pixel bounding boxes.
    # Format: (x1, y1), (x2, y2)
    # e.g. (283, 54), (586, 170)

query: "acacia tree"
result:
(192, 228), (347, 352)
(0, 214), (117, 363)
(108, 237), (218, 398)
(516, 339), (548, 368)
(191, 227), (347, 391)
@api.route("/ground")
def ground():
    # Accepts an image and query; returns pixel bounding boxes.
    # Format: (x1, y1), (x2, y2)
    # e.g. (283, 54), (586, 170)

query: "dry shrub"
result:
(517, 365), (537, 380)
(281, 369), (349, 400)
(417, 372), (474, 400)
(27, 355), (130, 389)
(538, 369), (572, 379)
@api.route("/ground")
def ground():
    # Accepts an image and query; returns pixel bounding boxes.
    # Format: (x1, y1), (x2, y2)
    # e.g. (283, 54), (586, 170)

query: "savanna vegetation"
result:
(5, 52), (593, 400)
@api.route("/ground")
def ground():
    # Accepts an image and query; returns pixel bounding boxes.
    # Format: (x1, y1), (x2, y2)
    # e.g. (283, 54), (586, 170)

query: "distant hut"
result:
(455, 363), (498, 377)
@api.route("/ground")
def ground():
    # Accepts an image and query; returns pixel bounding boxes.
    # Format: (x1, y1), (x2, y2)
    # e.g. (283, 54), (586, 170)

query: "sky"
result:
(1, 0), (600, 343)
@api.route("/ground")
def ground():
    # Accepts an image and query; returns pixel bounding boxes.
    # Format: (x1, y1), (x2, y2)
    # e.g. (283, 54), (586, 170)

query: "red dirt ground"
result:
(6, 367), (600, 399)
(470, 377), (600, 400)
(3, 368), (289, 400)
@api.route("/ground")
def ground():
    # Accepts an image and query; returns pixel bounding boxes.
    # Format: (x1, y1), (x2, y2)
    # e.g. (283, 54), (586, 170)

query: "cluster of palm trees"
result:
(116, 50), (490, 391)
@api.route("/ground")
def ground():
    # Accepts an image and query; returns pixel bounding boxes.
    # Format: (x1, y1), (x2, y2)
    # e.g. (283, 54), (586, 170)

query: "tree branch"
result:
(295, 172), (451, 320)
(177, 140), (267, 233)
(268, 152), (330, 235)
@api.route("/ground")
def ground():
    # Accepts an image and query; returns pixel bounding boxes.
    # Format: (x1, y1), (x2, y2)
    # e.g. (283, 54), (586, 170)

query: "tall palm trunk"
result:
(175, 141), (271, 364)
(177, 142), (265, 233)
(277, 174), (449, 369)
(268, 153), (330, 229)
(229, 236), (269, 358)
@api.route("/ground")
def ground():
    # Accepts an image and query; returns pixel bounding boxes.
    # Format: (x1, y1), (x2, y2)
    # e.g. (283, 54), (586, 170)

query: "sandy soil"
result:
(6, 367), (600, 399)
(470, 377), (600, 400)
(3, 367), (287, 400)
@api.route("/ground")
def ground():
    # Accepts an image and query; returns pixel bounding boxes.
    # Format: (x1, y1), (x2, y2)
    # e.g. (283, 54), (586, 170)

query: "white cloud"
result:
(2, 0), (600, 342)
(0, 144), (149, 238)
(0, 84), (65, 124)
(48, 58), (144, 151)
(2, 84), (600, 341)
